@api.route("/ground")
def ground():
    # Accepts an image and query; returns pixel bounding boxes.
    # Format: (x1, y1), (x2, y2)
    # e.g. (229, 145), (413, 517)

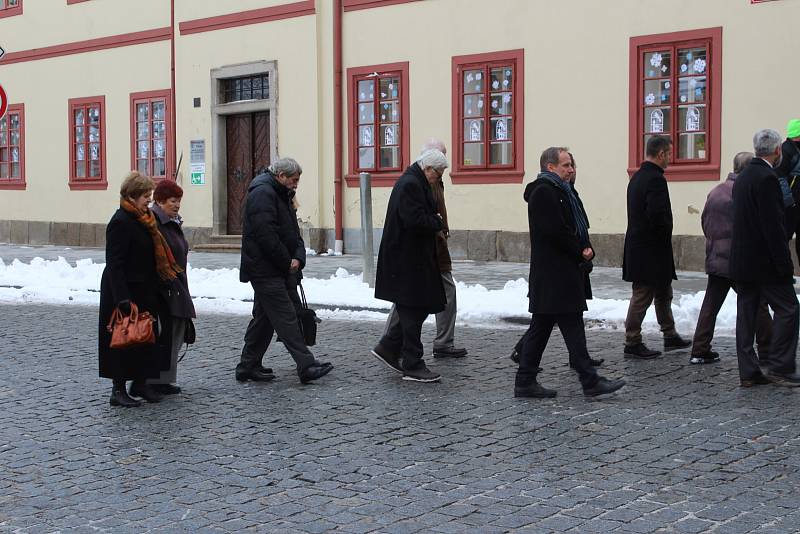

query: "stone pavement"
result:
(2, 302), (800, 533)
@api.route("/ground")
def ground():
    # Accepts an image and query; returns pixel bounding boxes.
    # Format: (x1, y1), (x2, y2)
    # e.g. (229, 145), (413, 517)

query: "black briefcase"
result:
(298, 283), (320, 346)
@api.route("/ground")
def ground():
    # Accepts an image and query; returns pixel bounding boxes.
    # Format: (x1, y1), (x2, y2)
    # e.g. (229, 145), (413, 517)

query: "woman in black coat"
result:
(146, 180), (196, 395)
(98, 172), (180, 407)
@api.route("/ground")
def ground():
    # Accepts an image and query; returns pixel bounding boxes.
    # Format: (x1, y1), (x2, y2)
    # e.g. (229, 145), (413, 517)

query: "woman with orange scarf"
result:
(98, 172), (182, 407)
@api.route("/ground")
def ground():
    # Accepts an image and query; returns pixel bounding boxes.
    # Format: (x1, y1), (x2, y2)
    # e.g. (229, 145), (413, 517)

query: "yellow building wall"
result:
(1, 0), (799, 240)
(334, 0), (800, 236)
(3, 0), (167, 51)
(173, 11), (322, 230)
(0, 41), (172, 223)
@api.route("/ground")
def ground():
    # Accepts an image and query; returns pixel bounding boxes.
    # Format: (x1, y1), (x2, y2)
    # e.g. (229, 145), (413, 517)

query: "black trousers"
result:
(239, 277), (315, 374)
(691, 274), (772, 357)
(517, 313), (598, 388)
(379, 304), (429, 370)
(736, 281), (799, 379)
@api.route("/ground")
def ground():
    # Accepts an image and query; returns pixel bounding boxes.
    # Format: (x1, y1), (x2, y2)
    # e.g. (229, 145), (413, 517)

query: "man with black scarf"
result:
(514, 147), (625, 398)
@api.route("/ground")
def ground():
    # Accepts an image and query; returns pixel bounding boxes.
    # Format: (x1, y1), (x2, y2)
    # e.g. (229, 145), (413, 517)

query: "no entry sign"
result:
(0, 84), (7, 120)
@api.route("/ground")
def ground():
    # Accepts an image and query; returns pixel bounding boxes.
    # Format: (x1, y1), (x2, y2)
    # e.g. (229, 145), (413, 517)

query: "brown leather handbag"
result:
(107, 302), (156, 350)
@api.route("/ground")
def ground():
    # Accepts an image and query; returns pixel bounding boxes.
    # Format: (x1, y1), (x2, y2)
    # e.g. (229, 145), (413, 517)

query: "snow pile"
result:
(0, 256), (746, 334)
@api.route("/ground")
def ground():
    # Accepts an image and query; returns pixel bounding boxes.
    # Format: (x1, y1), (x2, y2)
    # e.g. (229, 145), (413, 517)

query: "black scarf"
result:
(538, 171), (590, 248)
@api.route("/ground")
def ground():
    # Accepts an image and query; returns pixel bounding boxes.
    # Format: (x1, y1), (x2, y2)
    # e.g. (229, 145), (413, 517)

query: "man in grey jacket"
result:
(689, 152), (772, 364)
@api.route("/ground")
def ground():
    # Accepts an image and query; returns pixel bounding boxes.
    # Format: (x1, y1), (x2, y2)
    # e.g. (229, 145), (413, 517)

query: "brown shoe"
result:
(740, 374), (770, 388)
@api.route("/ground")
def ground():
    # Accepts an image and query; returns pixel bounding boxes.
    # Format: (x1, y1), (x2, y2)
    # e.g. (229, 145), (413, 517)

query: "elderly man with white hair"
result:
(731, 128), (800, 387)
(372, 148), (449, 382)
(382, 139), (468, 360)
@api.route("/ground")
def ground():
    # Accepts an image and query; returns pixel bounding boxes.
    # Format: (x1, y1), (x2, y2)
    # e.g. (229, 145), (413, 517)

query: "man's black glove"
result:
(117, 299), (132, 315)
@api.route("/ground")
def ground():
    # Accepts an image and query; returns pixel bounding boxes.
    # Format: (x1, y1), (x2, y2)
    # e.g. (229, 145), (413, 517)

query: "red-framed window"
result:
(130, 90), (173, 180)
(451, 49), (524, 184)
(0, 0), (21, 18)
(346, 62), (409, 187)
(0, 104), (25, 190)
(68, 96), (107, 190)
(629, 27), (722, 181)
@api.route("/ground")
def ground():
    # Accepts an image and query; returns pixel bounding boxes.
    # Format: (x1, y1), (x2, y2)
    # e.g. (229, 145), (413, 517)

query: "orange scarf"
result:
(120, 198), (183, 281)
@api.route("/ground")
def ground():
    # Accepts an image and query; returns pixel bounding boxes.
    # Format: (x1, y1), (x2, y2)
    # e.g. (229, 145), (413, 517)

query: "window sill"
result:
(0, 6), (23, 19)
(345, 172), (402, 187)
(69, 180), (108, 190)
(450, 170), (525, 185)
(626, 165), (721, 182)
(0, 182), (26, 190)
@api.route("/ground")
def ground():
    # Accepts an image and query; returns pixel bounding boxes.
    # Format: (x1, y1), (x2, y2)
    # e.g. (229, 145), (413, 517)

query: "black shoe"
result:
(689, 351), (720, 365)
(433, 347), (468, 358)
(152, 384), (182, 395)
(763, 370), (800, 387)
(299, 362), (333, 384)
(129, 382), (163, 403)
(664, 334), (692, 352)
(510, 348), (520, 364)
(624, 343), (661, 360)
(514, 381), (557, 398)
(109, 385), (141, 407)
(740, 374), (770, 388)
(257, 365), (274, 375)
(235, 366), (276, 382)
(401, 364), (441, 383)
(371, 344), (403, 373)
(570, 357), (604, 368)
(583, 377), (626, 397)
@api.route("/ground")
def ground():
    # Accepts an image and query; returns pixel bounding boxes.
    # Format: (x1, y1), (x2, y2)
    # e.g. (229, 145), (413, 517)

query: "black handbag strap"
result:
(298, 281), (309, 310)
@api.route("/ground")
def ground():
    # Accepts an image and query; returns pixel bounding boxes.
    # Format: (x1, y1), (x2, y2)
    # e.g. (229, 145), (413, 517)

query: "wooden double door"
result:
(226, 111), (270, 234)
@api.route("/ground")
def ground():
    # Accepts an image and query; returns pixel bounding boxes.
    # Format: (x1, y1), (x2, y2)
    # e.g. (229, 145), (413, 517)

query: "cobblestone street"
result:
(2, 303), (800, 533)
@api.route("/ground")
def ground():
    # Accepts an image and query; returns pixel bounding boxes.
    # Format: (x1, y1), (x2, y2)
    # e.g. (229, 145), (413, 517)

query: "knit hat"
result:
(787, 119), (800, 139)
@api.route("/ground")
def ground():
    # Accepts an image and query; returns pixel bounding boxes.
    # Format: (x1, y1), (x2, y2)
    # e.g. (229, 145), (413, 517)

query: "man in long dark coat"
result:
(514, 146), (625, 398)
(372, 149), (447, 383)
(730, 129), (800, 387)
(622, 135), (691, 359)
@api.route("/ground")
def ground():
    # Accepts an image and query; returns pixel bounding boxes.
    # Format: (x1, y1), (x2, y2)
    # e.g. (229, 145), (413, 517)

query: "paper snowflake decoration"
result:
(693, 58), (706, 74)
(645, 93), (656, 106)
(650, 53), (663, 68)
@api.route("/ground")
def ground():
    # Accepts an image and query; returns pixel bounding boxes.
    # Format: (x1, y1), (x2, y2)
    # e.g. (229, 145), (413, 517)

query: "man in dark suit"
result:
(371, 149), (448, 383)
(622, 136), (692, 359)
(730, 129), (800, 387)
(514, 146), (625, 398)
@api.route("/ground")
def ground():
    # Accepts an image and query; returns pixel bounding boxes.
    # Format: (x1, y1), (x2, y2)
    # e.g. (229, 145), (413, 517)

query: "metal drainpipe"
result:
(333, 0), (344, 254)
(170, 0), (178, 180)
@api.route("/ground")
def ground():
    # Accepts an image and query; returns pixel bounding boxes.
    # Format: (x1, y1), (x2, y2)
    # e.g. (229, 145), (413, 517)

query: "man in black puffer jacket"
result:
(236, 158), (332, 385)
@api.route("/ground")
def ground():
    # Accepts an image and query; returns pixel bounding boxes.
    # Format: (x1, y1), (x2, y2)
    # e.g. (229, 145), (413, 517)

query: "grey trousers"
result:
(736, 281), (798, 380)
(239, 277), (316, 374)
(384, 271), (457, 351)
(148, 317), (186, 385)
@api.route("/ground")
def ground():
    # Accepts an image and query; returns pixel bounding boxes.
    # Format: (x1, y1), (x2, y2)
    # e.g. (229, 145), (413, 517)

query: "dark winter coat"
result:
(730, 158), (794, 284)
(240, 172), (306, 282)
(430, 178), (452, 273)
(374, 163), (445, 312)
(98, 208), (171, 380)
(622, 161), (677, 284)
(525, 176), (591, 315)
(775, 138), (800, 240)
(153, 204), (196, 319)
(701, 172), (736, 277)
